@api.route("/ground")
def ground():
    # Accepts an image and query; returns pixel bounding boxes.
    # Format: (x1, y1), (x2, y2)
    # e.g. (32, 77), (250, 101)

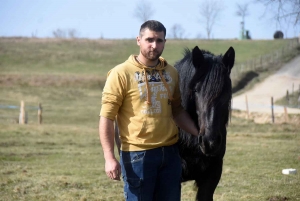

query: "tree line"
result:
(51, 0), (299, 39)
(131, 0), (300, 40)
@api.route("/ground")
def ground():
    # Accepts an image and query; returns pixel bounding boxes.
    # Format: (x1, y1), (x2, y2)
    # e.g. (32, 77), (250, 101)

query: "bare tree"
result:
(133, 0), (155, 23)
(199, 0), (223, 39)
(52, 28), (79, 38)
(31, 30), (38, 38)
(68, 29), (79, 39)
(169, 24), (185, 39)
(257, 0), (300, 26)
(236, 3), (250, 39)
(52, 29), (66, 38)
(236, 3), (250, 26)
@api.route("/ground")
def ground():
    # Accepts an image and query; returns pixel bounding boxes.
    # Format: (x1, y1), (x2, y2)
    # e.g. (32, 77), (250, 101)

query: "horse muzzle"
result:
(198, 133), (222, 156)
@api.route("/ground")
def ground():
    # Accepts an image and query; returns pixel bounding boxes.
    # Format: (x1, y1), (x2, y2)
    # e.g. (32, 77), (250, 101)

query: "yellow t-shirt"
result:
(100, 55), (184, 151)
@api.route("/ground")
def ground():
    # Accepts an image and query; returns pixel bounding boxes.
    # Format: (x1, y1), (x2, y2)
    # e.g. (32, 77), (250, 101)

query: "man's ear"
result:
(136, 36), (141, 46)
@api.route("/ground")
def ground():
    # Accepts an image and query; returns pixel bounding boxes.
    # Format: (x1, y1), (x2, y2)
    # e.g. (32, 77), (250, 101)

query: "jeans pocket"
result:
(131, 152), (145, 163)
(122, 151), (146, 164)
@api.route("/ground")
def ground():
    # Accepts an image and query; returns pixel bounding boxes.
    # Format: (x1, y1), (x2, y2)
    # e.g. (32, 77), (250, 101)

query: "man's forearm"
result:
(99, 116), (121, 181)
(99, 116), (116, 160)
(173, 110), (199, 136)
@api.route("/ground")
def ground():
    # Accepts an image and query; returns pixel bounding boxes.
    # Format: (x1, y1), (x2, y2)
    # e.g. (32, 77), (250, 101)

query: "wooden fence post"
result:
(38, 103), (42, 124)
(19, 100), (27, 124)
(245, 95), (249, 119)
(271, 97), (275, 123)
(292, 83), (294, 96)
(284, 106), (289, 123)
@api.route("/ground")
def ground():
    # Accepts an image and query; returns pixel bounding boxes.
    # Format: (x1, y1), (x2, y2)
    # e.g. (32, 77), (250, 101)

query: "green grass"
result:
(1, 37), (300, 200)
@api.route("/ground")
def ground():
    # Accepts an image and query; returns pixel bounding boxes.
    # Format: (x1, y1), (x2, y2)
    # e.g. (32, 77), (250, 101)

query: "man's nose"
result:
(151, 42), (157, 49)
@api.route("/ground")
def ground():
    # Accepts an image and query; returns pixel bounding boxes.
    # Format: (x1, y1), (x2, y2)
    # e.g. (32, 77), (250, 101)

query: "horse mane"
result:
(175, 48), (199, 108)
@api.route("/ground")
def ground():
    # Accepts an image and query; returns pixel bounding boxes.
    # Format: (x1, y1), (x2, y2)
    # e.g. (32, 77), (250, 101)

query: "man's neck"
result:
(136, 55), (159, 67)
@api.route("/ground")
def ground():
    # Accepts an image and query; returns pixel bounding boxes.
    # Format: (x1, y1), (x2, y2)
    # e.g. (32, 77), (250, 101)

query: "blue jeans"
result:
(120, 144), (182, 201)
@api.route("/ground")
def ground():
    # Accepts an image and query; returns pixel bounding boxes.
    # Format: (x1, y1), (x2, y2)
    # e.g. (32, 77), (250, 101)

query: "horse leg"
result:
(194, 160), (223, 201)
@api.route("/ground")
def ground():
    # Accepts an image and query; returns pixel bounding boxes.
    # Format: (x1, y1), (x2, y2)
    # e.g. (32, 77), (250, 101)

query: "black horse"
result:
(174, 46), (235, 201)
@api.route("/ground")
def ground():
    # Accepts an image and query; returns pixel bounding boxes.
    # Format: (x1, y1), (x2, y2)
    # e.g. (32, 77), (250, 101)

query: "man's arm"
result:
(173, 110), (199, 136)
(99, 116), (121, 180)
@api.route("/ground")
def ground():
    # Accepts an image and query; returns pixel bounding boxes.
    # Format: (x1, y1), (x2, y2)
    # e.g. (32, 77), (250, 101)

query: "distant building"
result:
(239, 22), (251, 40)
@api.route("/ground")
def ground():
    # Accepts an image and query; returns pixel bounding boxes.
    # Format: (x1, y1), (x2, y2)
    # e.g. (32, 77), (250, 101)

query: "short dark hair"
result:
(139, 20), (166, 38)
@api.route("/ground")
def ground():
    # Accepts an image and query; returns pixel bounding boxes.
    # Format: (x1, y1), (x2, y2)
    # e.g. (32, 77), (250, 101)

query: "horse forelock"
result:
(200, 57), (227, 107)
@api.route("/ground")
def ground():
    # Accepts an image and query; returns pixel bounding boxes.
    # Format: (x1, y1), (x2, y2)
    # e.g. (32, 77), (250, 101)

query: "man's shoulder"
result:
(113, 60), (128, 69)
(164, 64), (178, 73)
(109, 60), (137, 76)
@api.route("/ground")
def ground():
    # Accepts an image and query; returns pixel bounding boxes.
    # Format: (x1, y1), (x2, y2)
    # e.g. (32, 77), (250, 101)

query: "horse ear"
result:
(222, 47), (235, 73)
(192, 46), (204, 68)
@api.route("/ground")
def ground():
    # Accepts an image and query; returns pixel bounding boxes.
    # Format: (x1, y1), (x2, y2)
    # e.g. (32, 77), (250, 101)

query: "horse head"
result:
(188, 46), (235, 156)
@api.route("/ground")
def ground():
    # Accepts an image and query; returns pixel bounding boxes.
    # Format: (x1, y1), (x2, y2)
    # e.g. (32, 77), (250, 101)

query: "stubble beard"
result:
(141, 49), (163, 61)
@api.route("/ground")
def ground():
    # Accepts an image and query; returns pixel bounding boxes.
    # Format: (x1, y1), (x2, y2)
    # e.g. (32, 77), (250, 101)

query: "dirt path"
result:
(232, 55), (300, 114)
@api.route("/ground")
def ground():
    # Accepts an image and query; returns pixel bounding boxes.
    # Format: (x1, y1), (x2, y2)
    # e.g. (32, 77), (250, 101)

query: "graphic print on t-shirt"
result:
(135, 69), (173, 115)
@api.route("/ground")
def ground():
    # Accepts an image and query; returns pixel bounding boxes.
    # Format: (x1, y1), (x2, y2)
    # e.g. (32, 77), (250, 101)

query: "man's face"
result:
(137, 28), (166, 61)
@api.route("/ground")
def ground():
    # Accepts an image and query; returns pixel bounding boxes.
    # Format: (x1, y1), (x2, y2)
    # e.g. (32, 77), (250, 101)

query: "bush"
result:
(274, 31), (284, 39)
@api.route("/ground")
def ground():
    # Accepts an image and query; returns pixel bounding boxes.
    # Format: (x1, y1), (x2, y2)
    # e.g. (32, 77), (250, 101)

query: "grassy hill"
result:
(1, 37), (298, 91)
(0, 37), (296, 75)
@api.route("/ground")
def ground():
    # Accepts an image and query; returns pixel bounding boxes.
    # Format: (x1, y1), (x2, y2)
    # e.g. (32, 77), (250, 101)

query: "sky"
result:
(0, 0), (299, 40)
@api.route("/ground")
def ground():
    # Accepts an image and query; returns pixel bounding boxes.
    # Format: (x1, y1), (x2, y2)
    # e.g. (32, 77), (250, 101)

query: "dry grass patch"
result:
(0, 74), (106, 88)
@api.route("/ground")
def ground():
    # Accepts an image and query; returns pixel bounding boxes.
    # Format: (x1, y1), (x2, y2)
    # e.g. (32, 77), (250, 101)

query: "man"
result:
(99, 20), (198, 201)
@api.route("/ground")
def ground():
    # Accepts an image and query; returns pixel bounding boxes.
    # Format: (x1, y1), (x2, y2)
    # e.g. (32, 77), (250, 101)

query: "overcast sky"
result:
(0, 0), (299, 40)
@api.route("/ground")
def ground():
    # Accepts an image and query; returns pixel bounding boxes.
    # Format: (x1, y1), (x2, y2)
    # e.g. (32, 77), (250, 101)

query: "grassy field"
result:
(0, 107), (299, 201)
(0, 37), (300, 200)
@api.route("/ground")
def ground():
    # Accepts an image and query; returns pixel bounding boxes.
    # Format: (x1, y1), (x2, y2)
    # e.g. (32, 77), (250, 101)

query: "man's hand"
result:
(99, 116), (121, 181)
(105, 157), (121, 181)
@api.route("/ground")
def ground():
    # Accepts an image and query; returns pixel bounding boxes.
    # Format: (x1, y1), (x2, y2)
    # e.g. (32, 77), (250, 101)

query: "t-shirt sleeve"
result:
(100, 67), (127, 120)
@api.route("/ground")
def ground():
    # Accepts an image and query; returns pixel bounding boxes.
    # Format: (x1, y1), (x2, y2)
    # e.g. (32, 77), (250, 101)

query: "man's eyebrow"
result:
(145, 37), (164, 41)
